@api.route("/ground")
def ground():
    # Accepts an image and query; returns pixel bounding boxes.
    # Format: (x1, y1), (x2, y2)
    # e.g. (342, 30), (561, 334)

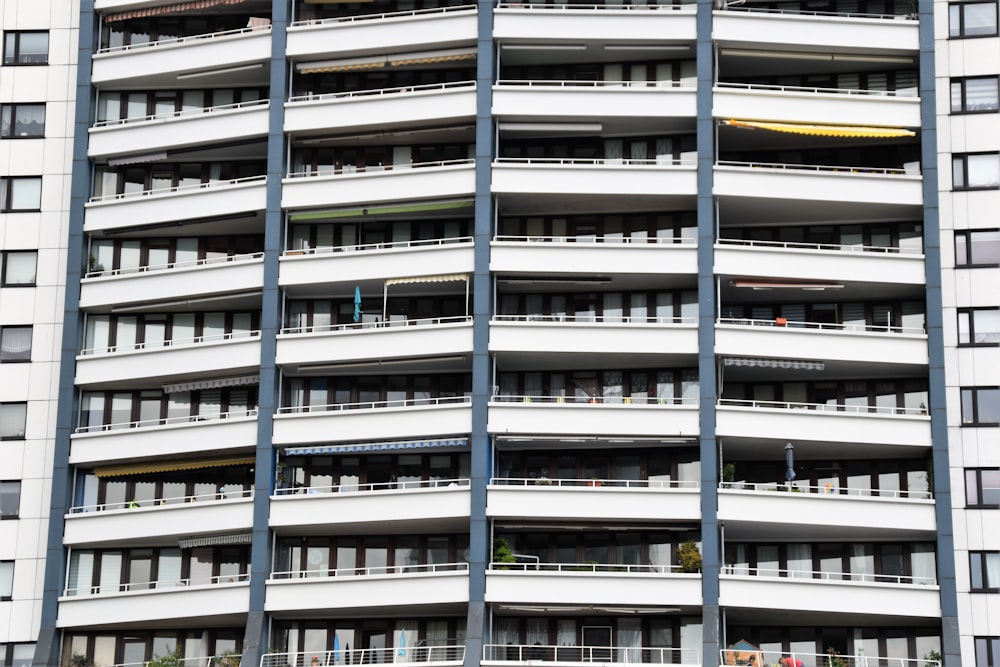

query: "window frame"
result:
(2, 31), (49, 66)
(949, 0), (1000, 37)
(961, 386), (1000, 426)
(0, 480), (21, 520)
(970, 551), (1000, 592)
(0, 103), (45, 138)
(1, 251), (38, 287)
(0, 560), (12, 600)
(955, 229), (1000, 267)
(951, 76), (1000, 114)
(967, 468), (1000, 508)
(976, 636), (1000, 667)
(958, 307), (1000, 346)
(0, 176), (42, 211)
(0, 402), (27, 440)
(0, 326), (32, 362)
(952, 152), (1000, 190)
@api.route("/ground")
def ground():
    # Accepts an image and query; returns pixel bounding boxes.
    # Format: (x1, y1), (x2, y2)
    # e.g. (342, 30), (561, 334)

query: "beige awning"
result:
(296, 56), (387, 74)
(105, 0), (246, 22)
(94, 456), (255, 478)
(385, 274), (468, 287)
(297, 48), (476, 74)
(723, 119), (915, 138)
(388, 48), (477, 67)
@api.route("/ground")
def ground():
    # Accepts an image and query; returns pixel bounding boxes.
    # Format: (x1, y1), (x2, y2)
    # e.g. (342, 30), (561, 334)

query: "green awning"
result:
(289, 199), (473, 222)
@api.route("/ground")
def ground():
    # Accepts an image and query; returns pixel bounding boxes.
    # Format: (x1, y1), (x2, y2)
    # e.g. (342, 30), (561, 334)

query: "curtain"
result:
(617, 619), (642, 663)
(0, 328), (31, 361)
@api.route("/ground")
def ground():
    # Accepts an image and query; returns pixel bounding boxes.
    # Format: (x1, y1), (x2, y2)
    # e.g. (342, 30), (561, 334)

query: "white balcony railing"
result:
(496, 2), (691, 10)
(89, 174), (266, 203)
(287, 158), (473, 179)
(289, 80), (474, 104)
(290, 3), (475, 27)
(719, 649), (935, 667)
(716, 160), (912, 176)
(281, 316), (470, 336)
(716, 237), (921, 255)
(271, 562), (468, 579)
(715, 81), (917, 98)
(717, 317), (925, 336)
(497, 78), (693, 89)
(276, 395), (470, 415)
(493, 394), (695, 406)
(75, 409), (258, 434)
(494, 314), (695, 325)
(92, 99), (268, 128)
(496, 156), (696, 168)
(719, 4), (915, 19)
(70, 488), (253, 513)
(95, 25), (270, 54)
(492, 477), (699, 490)
(86, 251), (263, 279)
(488, 562), (683, 574)
(718, 398), (925, 416)
(275, 478), (469, 496)
(719, 480), (930, 500)
(105, 655), (240, 667)
(80, 330), (260, 356)
(64, 573), (247, 597)
(262, 646), (465, 667)
(285, 236), (470, 257)
(494, 234), (695, 245)
(721, 564), (936, 586)
(484, 644), (699, 666)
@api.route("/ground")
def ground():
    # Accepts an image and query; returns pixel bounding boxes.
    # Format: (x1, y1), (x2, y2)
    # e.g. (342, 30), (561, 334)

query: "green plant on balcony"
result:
(722, 463), (736, 485)
(213, 651), (240, 667)
(148, 648), (183, 667)
(824, 647), (847, 667)
(923, 649), (942, 666)
(493, 538), (516, 570)
(676, 540), (702, 573)
(69, 653), (93, 667)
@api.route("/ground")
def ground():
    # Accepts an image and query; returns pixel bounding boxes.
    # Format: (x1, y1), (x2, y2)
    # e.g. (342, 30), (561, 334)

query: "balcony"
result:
(75, 333), (261, 387)
(64, 491), (254, 547)
(717, 483), (935, 541)
(279, 239), (474, 292)
(716, 399), (930, 450)
(91, 27), (272, 88)
(485, 563), (702, 607)
(492, 157), (697, 200)
(271, 480), (470, 533)
(84, 176), (267, 234)
(69, 412), (258, 466)
(490, 317), (698, 361)
(89, 100), (270, 159)
(287, 6), (477, 60)
(494, 3), (696, 43)
(56, 578), (250, 628)
(491, 236), (697, 276)
(487, 478), (700, 522)
(282, 161), (475, 211)
(488, 396), (699, 439)
(720, 648), (937, 667)
(265, 563), (469, 614)
(286, 83), (476, 136)
(493, 80), (696, 122)
(713, 82), (919, 128)
(273, 397), (472, 446)
(714, 239), (925, 285)
(265, 645), (464, 667)
(484, 645), (700, 667)
(80, 253), (265, 310)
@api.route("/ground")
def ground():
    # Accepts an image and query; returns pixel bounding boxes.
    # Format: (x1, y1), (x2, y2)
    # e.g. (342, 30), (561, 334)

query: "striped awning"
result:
(297, 56), (386, 74)
(724, 357), (825, 371)
(289, 199), (473, 222)
(94, 456), (256, 478)
(163, 375), (259, 394)
(723, 119), (915, 138)
(105, 0), (246, 22)
(297, 48), (475, 74)
(388, 48), (477, 67)
(385, 274), (467, 287)
(178, 533), (253, 549)
(285, 438), (468, 456)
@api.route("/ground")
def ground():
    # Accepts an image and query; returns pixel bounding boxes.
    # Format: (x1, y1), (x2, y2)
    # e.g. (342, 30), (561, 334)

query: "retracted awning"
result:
(105, 0), (246, 22)
(388, 48), (477, 67)
(178, 533), (253, 549)
(162, 375), (259, 394)
(724, 357), (825, 371)
(94, 456), (256, 478)
(723, 119), (915, 138)
(297, 48), (475, 74)
(288, 199), (473, 222)
(297, 56), (386, 74)
(385, 274), (467, 287)
(285, 438), (469, 456)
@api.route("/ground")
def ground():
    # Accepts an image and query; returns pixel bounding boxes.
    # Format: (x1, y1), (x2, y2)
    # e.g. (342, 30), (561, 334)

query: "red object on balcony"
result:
(775, 317), (788, 326)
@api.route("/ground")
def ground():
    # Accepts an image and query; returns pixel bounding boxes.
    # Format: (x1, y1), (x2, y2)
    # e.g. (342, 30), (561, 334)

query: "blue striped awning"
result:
(285, 438), (469, 456)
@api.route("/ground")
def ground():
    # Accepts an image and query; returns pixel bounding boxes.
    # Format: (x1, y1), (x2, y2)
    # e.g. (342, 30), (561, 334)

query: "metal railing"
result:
(88, 174), (266, 203)
(493, 234), (695, 245)
(284, 236), (471, 256)
(104, 654), (240, 667)
(488, 562), (684, 573)
(64, 574), (248, 597)
(75, 409), (258, 434)
(70, 488), (253, 513)
(719, 480), (931, 499)
(85, 251), (263, 279)
(716, 160), (912, 176)
(280, 316), (470, 335)
(492, 477), (699, 489)
(720, 649), (936, 667)
(491, 394), (696, 406)
(290, 3), (475, 26)
(289, 80), (474, 104)
(277, 395), (470, 415)
(722, 564), (937, 586)
(715, 80), (917, 98)
(717, 398), (926, 416)
(287, 158), (473, 178)
(92, 99), (268, 128)
(496, 2), (694, 10)
(720, 4), (915, 19)
(270, 562), (468, 579)
(96, 24), (269, 54)
(495, 156), (696, 167)
(716, 237), (921, 255)
(492, 314), (695, 325)
(81, 330), (260, 356)
(484, 644), (698, 664)
(261, 645), (465, 667)
(275, 478), (470, 495)
(496, 78), (694, 89)
(717, 316), (925, 335)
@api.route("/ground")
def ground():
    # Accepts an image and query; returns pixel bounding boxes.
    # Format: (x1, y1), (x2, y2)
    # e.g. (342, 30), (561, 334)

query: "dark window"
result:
(0, 403), (26, 440)
(0, 327), (31, 362)
(962, 387), (1000, 425)
(0, 560), (12, 599)
(976, 636), (1000, 666)
(955, 230), (1000, 266)
(0, 176), (42, 211)
(953, 153), (1000, 189)
(0, 481), (20, 519)
(971, 552), (1000, 591)
(950, 0), (999, 35)
(1, 252), (37, 286)
(0, 104), (45, 138)
(959, 308), (1000, 345)
(967, 468), (1000, 507)
(2, 31), (48, 65)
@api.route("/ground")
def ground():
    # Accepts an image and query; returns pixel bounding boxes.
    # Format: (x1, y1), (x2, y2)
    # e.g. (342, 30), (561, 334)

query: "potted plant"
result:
(148, 648), (183, 667)
(493, 538), (516, 570)
(722, 463), (736, 486)
(923, 649), (942, 666)
(676, 540), (702, 573)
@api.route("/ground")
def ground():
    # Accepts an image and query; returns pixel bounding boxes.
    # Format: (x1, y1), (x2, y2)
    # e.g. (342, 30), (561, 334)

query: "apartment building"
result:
(0, 2), (77, 667)
(8, 0), (997, 666)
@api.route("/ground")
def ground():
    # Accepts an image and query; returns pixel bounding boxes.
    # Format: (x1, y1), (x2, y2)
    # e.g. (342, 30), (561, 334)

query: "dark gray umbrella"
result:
(785, 442), (796, 483)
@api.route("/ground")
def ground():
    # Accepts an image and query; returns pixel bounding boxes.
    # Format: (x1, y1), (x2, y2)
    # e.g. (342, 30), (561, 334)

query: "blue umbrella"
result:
(397, 631), (406, 658)
(333, 634), (341, 663)
(353, 286), (362, 324)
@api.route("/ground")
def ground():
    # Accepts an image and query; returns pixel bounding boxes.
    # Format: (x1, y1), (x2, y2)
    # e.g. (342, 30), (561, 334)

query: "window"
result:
(968, 468), (1000, 507)
(953, 153), (1000, 189)
(956, 230), (1000, 266)
(0, 644), (35, 667)
(971, 552), (1000, 591)
(0, 403), (26, 440)
(950, 1), (999, 36)
(0, 104), (44, 138)
(1, 252), (37, 286)
(0, 327), (31, 362)
(2, 31), (48, 65)
(0, 561), (11, 599)
(0, 176), (41, 211)
(952, 77), (1000, 113)
(962, 387), (1000, 425)
(976, 637), (1000, 667)
(959, 308), (1000, 344)
(0, 481), (20, 519)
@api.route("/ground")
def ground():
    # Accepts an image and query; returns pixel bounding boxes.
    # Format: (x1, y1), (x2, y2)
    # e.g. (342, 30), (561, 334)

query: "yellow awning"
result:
(297, 57), (386, 74)
(297, 48), (475, 74)
(94, 456), (255, 478)
(723, 119), (915, 138)
(105, 0), (245, 22)
(385, 274), (468, 287)
(388, 49), (477, 67)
